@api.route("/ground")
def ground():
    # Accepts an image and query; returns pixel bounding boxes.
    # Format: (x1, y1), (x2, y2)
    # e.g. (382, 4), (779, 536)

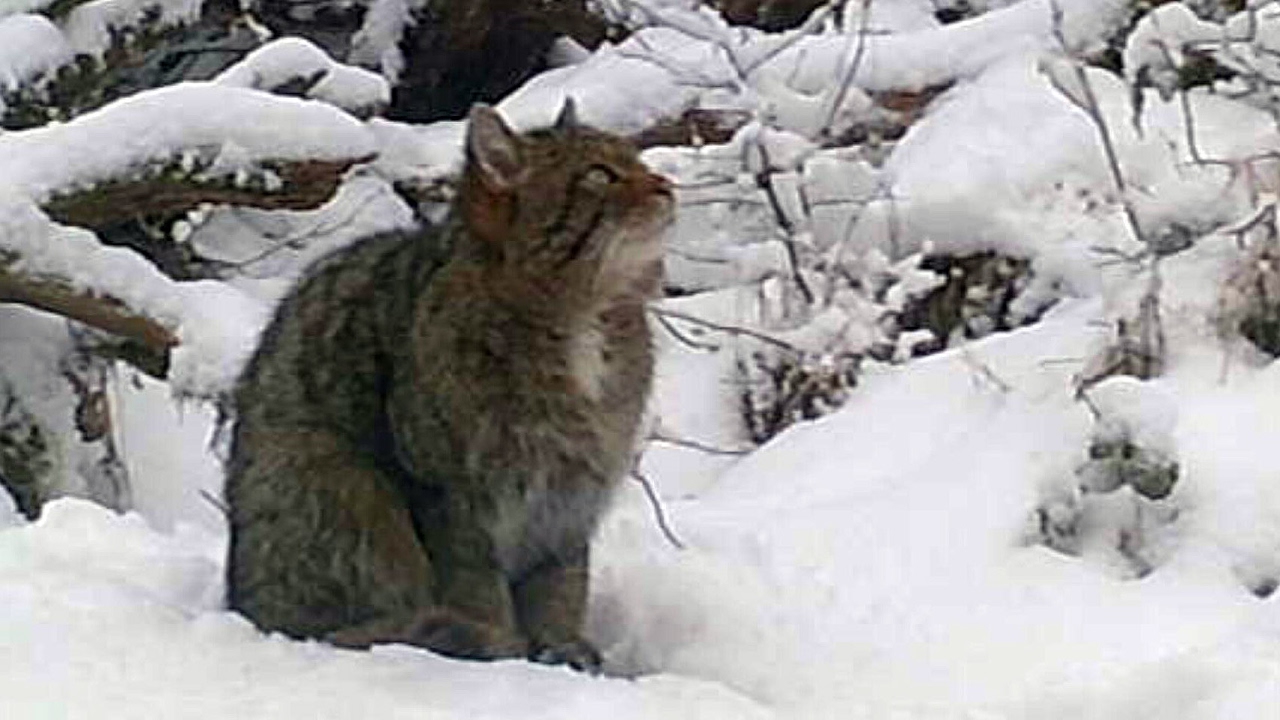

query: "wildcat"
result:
(223, 101), (673, 672)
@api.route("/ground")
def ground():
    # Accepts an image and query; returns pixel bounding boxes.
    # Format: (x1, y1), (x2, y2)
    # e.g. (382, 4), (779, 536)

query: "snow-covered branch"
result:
(0, 82), (376, 393)
(215, 37), (391, 118)
(0, 258), (177, 363)
(41, 154), (369, 230)
(2, 82), (375, 204)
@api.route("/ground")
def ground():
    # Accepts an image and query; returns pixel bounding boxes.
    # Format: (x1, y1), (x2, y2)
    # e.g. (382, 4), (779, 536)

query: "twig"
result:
(960, 347), (1012, 394)
(200, 488), (229, 518)
(653, 308), (722, 351)
(679, 196), (768, 207)
(630, 469), (686, 550)
(649, 428), (750, 456)
(821, 0), (874, 138)
(1048, 0), (1145, 247)
(650, 306), (803, 353)
(749, 134), (816, 303)
(1038, 356), (1086, 367)
(1049, 0), (1167, 382)
(740, 1), (839, 75)
(226, 180), (391, 270)
(1222, 201), (1277, 247)
(665, 245), (733, 264)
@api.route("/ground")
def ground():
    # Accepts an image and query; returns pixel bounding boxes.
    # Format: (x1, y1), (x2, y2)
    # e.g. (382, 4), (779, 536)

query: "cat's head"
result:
(457, 101), (674, 297)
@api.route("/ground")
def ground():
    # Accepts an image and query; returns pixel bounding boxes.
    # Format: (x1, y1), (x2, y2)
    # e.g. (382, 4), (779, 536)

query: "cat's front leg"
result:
(512, 546), (602, 673)
(415, 499), (531, 660)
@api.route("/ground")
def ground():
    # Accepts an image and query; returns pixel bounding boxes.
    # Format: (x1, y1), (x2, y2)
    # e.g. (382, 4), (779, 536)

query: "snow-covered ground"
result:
(5, 0), (1280, 718)
(7, 288), (1280, 719)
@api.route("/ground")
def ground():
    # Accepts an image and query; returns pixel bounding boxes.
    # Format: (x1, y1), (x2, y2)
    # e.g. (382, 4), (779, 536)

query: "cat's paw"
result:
(410, 613), (528, 661)
(529, 638), (603, 674)
(327, 609), (528, 662)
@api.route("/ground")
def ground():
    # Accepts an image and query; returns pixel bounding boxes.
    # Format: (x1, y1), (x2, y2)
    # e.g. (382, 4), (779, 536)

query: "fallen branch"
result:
(0, 262), (177, 366)
(42, 155), (372, 230)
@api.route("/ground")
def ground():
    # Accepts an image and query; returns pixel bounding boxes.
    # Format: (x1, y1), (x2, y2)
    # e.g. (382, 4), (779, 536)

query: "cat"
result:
(223, 100), (673, 672)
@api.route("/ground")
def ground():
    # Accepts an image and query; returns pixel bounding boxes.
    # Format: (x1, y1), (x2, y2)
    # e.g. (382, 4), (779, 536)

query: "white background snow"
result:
(3, 0), (1280, 718)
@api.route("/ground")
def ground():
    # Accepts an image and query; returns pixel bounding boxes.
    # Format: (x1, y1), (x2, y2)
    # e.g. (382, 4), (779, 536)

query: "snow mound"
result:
(0, 500), (771, 720)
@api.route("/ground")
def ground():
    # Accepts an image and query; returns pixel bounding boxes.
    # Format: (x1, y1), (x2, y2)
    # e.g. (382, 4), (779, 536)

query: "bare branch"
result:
(740, 1), (840, 75)
(649, 427), (751, 456)
(960, 347), (1012, 394)
(1049, 0), (1166, 386)
(653, 309), (723, 351)
(1046, 14), (1146, 246)
(650, 305), (804, 353)
(200, 488), (229, 518)
(749, 134), (816, 303)
(820, 0), (874, 137)
(630, 468), (687, 550)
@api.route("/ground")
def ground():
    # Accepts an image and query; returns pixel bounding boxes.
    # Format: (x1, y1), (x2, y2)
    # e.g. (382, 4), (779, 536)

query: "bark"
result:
(0, 263), (178, 361)
(389, 0), (607, 122)
(42, 156), (372, 230)
(710, 0), (830, 31)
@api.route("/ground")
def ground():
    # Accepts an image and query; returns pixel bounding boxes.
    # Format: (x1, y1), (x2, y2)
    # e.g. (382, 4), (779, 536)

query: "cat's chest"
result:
(569, 324), (608, 401)
(487, 478), (609, 576)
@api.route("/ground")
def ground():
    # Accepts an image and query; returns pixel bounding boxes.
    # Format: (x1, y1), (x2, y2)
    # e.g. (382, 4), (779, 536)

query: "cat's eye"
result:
(582, 164), (619, 187)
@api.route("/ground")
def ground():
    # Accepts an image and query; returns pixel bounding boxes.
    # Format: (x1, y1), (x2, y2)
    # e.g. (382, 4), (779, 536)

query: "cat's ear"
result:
(554, 97), (580, 130)
(466, 104), (524, 191)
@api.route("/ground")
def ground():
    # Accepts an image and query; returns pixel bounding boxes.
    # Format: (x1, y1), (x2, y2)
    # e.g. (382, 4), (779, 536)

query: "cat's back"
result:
(233, 227), (448, 442)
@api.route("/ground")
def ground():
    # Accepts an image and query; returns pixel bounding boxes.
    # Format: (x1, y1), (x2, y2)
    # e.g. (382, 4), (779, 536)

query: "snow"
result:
(0, 0), (206, 108)
(0, 83), (375, 203)
(10, 287), (1280, 717)
(0, 13), (72, 108)
(6, 0), (1280, 718)
(350, 0), (427, 85)
(60, 0), (203, 59)
(0, 1), (60, 18)
(0, 499), (770, 719)
(215, 37), (391, 116)
(1123, 3), (1223, 88)
(490, 0), (1127, 138)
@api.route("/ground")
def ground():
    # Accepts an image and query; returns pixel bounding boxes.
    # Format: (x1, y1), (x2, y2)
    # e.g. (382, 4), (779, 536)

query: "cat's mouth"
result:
(643, 172), (677, 227)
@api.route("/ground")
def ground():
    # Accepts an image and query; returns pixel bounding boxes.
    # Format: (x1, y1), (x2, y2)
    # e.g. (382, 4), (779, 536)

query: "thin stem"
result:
(631, 469), (686, 550)
(650, 428), (750, 456)
(821, 0), (873, 137)
(650, 306), (804, 354)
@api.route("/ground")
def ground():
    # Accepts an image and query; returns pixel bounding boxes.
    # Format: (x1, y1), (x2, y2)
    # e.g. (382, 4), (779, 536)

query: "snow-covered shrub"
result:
(1075, 304), (1166, 388)
(1219, 203), (1280, 356)
(1124, 0), (1280, 112)
(1077, 376), (1180, 501)
(739, 348), (860, 443)
(895, 252), (1040, 355)
(1034, 377), (1181, 578)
